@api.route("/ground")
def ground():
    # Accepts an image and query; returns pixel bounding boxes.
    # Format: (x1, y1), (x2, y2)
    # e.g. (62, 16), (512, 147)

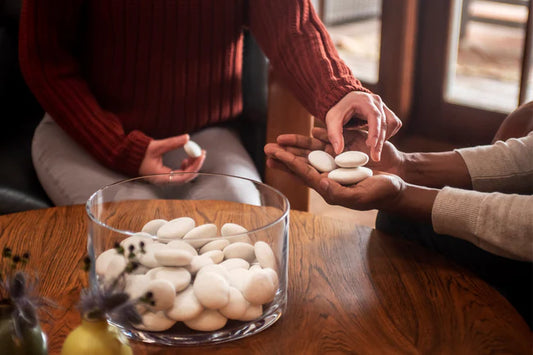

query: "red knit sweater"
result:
(19, 0), (367, 176)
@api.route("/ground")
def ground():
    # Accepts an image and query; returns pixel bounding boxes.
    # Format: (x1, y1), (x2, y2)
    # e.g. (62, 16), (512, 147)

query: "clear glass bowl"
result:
(86, 172), (289, 345)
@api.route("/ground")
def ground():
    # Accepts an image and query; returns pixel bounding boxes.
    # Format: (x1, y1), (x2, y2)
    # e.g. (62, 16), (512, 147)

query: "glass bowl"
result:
(86, 172), (289, 345)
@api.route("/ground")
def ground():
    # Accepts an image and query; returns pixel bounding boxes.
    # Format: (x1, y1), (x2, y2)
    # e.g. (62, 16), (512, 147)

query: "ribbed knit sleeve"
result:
(432, 187), (533, 261)
(248, 0), (370, 121)
(432, 133), (533, 262)
(455, 132), (533, 193)
(18, 0), (151, 176)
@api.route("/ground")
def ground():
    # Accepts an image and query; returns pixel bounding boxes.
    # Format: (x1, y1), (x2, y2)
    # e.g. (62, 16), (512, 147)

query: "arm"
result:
(249, 0), (401, 160)
(433, 188), (533, 261)
(19, 0), (150, 176)
(265, 130), (533, 261)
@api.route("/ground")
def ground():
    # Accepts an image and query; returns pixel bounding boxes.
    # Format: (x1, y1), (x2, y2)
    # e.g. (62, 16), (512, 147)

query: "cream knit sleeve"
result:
(432, 133), (533, 261)
(454, 132), (533, 193)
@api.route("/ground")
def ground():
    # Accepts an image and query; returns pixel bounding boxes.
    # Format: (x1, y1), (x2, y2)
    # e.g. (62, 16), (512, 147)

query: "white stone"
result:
(120, 233), (154, 254)
(156, 217), (196, 240)
(220, 223), (252, 244)
(184, 140), (202, 158)
(136, 242), (167, 268)
(193, 271), (230, 309)
(264, 267), (279, 291)
(129, 264), (150, 275)
(146, 267), (191, 292)
(103, 254), (127, 282)
(183, 223), (218, 248)
(201, 249), (224, 264)
(227, 268), (249, 291)
(220, 258), (250, 271)
(199, 239), (230, 254)
(184, 309), (228, 332)
(308, 150), (337, 172)
(334, 151), (369, 168)
(153, 248), (194, 267)
(197, 264), (230, 280)
(167, 239), (198, 256)
(238, 304), (263, 321)
(223, 242), (255, 263)
(328, 166), (373, 185)
(141, 219), (168, 236)
(249, 264), (262, 272)
(124, 274), (150, 300)
(166, 286), (204, 321)
(219, 287), (248, 320)
(242, 269), (277, 305)
(186, 254), (214, 275)
(135, 311), (176, 332)
(254, 241), (276, 270)
(95, 249), (120, 276)
(144, 279), (176, 311)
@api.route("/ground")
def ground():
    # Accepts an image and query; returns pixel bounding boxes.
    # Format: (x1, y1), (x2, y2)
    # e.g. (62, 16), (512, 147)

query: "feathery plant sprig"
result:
(0, 246), (50, 339)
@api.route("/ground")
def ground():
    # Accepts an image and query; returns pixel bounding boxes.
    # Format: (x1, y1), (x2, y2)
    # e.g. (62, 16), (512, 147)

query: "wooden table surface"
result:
(0, 205), (530, 354)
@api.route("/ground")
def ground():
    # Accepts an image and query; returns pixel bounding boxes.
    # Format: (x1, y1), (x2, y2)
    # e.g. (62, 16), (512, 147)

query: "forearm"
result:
(249, 0), (369, 121)
(433, 187), (533, 261)
(399, 151), (472, 189)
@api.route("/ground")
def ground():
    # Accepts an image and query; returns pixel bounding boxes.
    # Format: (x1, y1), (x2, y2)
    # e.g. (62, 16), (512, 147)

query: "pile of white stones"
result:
(308, 150), (372, 185)
(95, 217), (279, 332)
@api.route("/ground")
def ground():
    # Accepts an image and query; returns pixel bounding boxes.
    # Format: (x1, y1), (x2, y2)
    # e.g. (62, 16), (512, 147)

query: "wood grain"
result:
(0, 205), (530, 354)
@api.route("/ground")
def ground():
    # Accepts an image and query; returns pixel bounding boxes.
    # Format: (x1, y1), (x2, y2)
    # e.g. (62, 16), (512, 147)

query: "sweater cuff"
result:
(315, 83), (372, 121)
(114, 130), (152, 176)
(431, 186), (485, 246)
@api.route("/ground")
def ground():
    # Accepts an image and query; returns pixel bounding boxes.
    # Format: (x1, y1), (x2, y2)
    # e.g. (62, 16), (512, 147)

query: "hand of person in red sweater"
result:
(139, 134), (206, 183)
(325, 91), (402, 162)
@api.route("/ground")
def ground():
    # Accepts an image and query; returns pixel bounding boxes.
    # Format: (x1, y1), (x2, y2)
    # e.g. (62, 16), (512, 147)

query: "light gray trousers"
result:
(32, 114), (261, 206)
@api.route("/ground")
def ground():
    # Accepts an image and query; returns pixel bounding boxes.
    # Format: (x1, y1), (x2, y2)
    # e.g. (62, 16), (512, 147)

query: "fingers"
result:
(325, 118), (345, 155)
(180, 151), (206, 172)
(311, 127), (329, 143)
(363, 95), (384, 162)
(317, 177), (351, 206)
(151, 134), (190, 156)
(276, 134), (326, 151)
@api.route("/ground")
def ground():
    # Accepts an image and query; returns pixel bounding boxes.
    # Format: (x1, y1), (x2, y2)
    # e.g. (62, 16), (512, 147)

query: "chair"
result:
(0, 0), (52, 214)
(242, 32), (313, 212)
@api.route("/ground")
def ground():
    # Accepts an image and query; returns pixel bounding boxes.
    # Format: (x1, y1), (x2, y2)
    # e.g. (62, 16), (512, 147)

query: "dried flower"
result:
(78, 241), (149, 327)
(0, 246), (50, 339)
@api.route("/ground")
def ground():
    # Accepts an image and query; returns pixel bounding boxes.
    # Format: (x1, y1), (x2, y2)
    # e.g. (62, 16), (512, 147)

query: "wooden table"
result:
(0, 205), (530, 354)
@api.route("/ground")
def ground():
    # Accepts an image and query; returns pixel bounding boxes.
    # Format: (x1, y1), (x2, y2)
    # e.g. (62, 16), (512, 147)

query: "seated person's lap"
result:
(32, 115), (261, 206)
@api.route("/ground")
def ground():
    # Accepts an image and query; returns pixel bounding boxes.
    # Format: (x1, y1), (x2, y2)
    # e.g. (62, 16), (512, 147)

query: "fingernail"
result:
(331, 140), (339, 154)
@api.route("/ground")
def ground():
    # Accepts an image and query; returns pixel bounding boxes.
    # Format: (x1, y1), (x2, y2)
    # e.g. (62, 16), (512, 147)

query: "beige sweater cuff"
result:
(432, 187), (533, 261)
(432, 187), (483, 245)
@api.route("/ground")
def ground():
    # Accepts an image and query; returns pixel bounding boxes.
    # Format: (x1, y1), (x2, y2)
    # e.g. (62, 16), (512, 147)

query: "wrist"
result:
(385, 183), (439, 223)
(396, 151), (413, 181)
